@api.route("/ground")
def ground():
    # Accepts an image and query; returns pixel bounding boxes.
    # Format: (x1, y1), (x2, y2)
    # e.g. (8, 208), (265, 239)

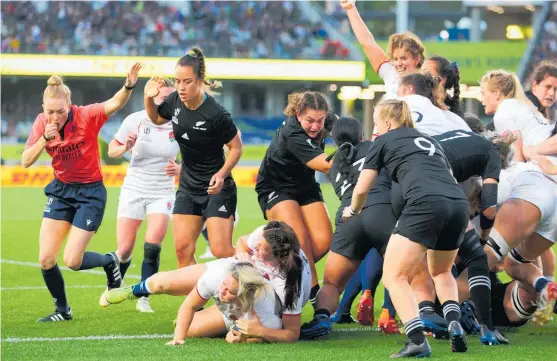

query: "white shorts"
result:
(117, 188), (175, 220)
(507, 171), (557, 243)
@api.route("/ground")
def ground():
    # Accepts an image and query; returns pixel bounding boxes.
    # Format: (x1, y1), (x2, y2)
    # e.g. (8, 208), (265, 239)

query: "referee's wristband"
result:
(349, 207), (359, 216)
(43, 133), (53, 142)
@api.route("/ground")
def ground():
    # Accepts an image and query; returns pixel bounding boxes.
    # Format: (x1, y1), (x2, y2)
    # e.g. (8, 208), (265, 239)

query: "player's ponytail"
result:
(262, 222), (302, 312)
(376, 99), (414, 130)
(328, 116), (363, 184)
(427, 56), (464, 116)
(44, 75), (71, 105)
(177, 47), (222, 90)
(229, 262), (269, 313)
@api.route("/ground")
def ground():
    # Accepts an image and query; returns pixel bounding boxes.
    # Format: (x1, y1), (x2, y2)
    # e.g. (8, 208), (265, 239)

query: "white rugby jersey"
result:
(197, 258), (282, 329)
(378, 62), (400, 100)
(114, 110), (179, 196)
(246, 226), (312, 316)
(400, 94), (471, 136)
(493, 99), (553, 147)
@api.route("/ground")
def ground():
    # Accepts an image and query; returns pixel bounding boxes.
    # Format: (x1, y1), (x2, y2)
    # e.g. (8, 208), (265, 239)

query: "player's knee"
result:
(209, 243), (234, 259)
(39, 254), (57, 270)
(144, 242), (162, 265)
(63, 254), (82, 271)
(175, 238), (195, 256)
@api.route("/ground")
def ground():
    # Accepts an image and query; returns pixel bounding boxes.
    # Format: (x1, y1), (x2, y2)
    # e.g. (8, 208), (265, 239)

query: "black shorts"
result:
(456, 229), (486, 267)
(391, 181), (405, 219)
(173, 184), (237, 220)
(491, 282), (528, 328)
(394, 196), (468, 251)
(43, 178), (107, 232)
(331, 203), (396, 260)
(257, 186), (323, 220)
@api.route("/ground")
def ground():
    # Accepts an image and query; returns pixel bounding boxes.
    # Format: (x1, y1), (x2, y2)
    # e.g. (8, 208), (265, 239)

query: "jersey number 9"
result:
(414, 137), (436, 156)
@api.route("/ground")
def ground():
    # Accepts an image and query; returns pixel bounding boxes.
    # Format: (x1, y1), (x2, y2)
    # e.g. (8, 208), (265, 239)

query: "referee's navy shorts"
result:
(43, 178), (107, 232)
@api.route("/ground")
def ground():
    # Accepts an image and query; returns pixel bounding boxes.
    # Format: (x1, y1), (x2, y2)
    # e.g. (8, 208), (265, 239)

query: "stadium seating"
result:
(0, 1), (349, 60)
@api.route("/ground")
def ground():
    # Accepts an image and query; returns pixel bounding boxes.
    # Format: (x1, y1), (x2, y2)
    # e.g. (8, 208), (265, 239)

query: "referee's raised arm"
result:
(103, 62), (142, 117)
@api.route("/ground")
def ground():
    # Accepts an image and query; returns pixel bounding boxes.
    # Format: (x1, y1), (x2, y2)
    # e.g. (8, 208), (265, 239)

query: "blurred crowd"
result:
(1, 1), (350, 60)
(529, 2), (557, 69)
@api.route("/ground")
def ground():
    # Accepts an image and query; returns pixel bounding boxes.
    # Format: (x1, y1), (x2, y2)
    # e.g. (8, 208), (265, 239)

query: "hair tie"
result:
(186, 50), (198, 59)
(451, 61), (458, 70)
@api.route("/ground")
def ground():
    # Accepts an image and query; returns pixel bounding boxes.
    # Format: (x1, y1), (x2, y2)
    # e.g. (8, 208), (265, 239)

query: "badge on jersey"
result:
(172, 108), (180, 124)
(169, 132), (175, 142)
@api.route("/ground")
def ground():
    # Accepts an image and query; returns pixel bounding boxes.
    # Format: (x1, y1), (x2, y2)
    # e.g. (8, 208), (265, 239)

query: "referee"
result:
(22, 63), (142, 322)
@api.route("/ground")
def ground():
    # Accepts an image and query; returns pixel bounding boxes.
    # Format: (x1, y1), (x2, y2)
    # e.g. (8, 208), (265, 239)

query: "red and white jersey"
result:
(114, 110), (179, 196)
(400, 95), (471, 136)
(246, 226), (312, 316)
(377, 62), (400, 100)
(196, 258), (282, 329)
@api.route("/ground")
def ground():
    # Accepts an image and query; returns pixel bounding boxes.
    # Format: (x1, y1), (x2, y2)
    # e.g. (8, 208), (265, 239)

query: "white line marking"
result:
(0, 259), (141, 280)
(1, 285), (106, 291)
(1, 328), (380, 343)
(2, 334), (174, 343)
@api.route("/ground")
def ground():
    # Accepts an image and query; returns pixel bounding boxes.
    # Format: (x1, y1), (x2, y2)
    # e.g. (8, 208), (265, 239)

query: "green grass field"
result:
(1, 186), (556, 361)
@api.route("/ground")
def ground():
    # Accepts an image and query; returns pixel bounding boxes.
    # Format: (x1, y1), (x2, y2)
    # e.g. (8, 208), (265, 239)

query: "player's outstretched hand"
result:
(144, 76), (165, 98)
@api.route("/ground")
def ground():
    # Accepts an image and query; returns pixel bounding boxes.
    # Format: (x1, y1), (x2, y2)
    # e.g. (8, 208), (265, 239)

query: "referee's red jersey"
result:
(25, 103), (109, 184)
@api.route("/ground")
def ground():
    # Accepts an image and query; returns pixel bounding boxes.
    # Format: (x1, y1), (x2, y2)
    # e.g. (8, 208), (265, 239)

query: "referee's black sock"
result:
(78, 252), (112, 270)
(41, 264), (69, 313)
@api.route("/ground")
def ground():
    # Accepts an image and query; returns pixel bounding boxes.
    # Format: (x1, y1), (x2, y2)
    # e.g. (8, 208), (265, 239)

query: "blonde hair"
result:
(161, 78), (174, 88)
(376, 99), (414, 129)
(284, 90), (330, 117)
(387, 32), (425, 67)
(43, 75), (71, 104)
(229, 262), (269, 313)
(480, 69), (539, 114)
(488, 131), (518, 170)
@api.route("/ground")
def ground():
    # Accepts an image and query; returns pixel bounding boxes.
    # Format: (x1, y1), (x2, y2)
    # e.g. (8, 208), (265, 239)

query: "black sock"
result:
(119, 257), (132, 279)
(404, 317), (425, 344)
(442, 300), (461, 324)
(314, 308), (331, 319)
(78, 252), (112, 270)
(41, 264), (69, 312)
(419, 300), (435, 314)
(467, 255), (493, 329)
(141, 243), (161, 299)
(310, 284), (320, 305)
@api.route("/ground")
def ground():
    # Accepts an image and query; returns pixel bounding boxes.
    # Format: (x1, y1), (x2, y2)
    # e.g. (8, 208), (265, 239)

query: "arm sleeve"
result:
(157, 94), (175, 120)
(114, 113), (140, 144)
(482, 147), (502, 181)
(286, 133), (325, 164)
(24, 114), (46, 150)
(363, 139), (384, 171)
(82, 103), (109, 131)
(377, 62), (397, 86)
(216, 111), (239, 145)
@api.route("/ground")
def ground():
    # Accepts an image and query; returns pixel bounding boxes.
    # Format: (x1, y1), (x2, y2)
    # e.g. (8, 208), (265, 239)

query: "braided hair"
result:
(427, 56), (463, 116)
(262, 221), (302, 311)
(177, 47), (222, 89)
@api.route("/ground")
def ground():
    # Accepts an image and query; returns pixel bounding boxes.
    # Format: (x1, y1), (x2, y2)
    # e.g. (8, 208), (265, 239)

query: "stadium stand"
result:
(0, 1), (349, 60)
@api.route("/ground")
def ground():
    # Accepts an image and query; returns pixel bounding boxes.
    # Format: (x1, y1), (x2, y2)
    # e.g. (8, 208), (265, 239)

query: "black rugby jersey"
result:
(364, 128), (465, 202)
(433, 130), (501, 182)
(158, 92), (238, 195)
